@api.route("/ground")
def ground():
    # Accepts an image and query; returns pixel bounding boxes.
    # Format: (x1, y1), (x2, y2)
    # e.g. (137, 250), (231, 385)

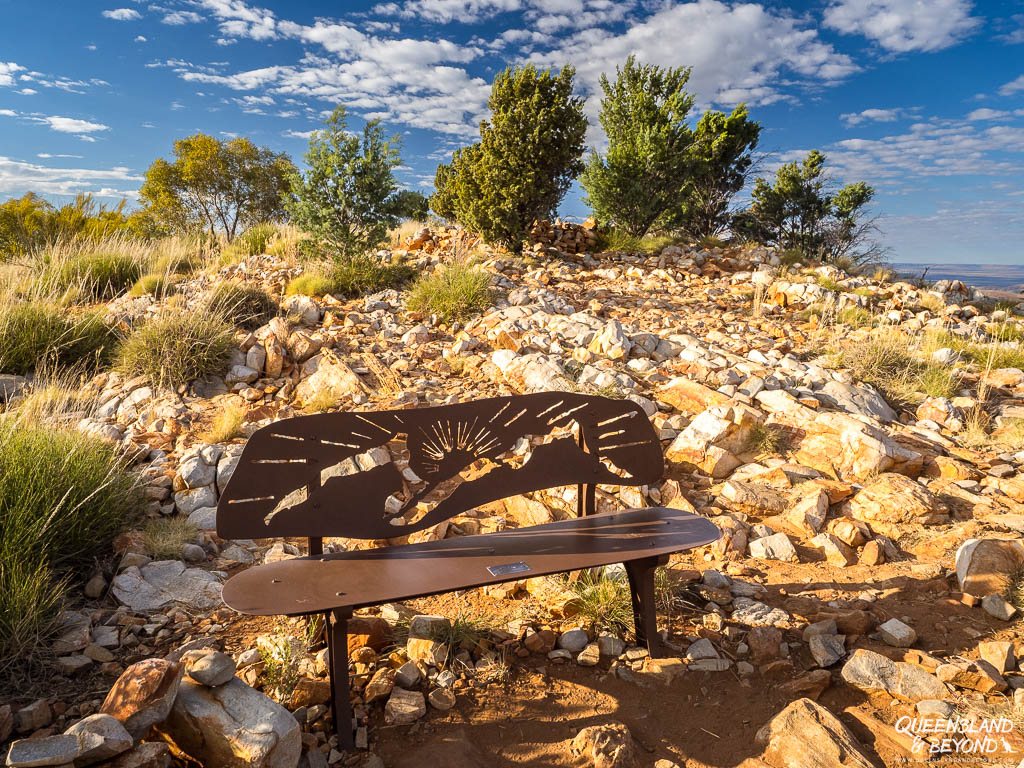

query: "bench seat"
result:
(223, 506), (720, 617)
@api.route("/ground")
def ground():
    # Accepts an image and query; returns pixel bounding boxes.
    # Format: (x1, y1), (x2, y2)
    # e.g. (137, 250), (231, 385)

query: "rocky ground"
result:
(3, 223), (1024, 768)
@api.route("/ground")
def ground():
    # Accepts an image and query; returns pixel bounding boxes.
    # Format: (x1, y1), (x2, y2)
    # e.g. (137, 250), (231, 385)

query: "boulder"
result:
(845, 473), (948, 536)
(955, 538), (1024, 597)
(571, 722), (636, 768)
(840, 649), (946, 702)
(755, 698), (874, 768)
(101, 659), (184, 739)
(384, 688), (426, 725)
(65, 713), (133, 765)
(182, 649), (236, 687)
(748, 532), (798, 562)
(4, 735), (80, 768)
(159, 678), (301, 768)
(294, 351), (368, 406)
(657, 377), (730, 415)
(721, 481), (788, 514)
(98, 742), (171, 768)
(665, 404), (761, 479)
(936, 660), (1007, 693)
(786, 487), (829, 535)
(878, 618), (916, 648)
(819, 381), (897, 423)
(111, 561), (222, 612)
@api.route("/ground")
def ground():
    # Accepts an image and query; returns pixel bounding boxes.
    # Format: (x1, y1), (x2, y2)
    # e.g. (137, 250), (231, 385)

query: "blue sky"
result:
(1, 0), (1022, 264)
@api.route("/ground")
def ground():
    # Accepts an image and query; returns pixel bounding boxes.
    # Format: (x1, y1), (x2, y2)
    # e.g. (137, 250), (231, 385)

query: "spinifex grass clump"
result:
(406, 262), (493, 322)
(0, 415), (142, 675)
(207, 282), (278, 330)
(564, 570), (634, 635)
(116, 306), (235, 390)
(332, 254), (414, 297)
(0, 300), (116, 375)
(46, 250), (142, 301)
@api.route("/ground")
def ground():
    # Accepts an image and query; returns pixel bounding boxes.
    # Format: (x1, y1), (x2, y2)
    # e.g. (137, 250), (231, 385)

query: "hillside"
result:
(2, 224), (1024, 768)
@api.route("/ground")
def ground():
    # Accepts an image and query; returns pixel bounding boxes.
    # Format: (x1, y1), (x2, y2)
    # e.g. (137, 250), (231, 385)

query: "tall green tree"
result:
(661, 104), (761, 239)
(285, 106), (402, 258)
(139, 134), (293, 241)
(431, 64), (587, 250)
(580, 56), (694, 238)
(734, 150), (877, 263)
(392, 189), (430, 221)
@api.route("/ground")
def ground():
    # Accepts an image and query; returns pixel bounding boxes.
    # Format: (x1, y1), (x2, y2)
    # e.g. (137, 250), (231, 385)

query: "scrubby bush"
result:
(331, 254), (414, 297)
(142, 517), (197, 560)
(116, 307), (235, 389)
(0, 301), (115, 375)
(199, 402), (247, 444)
(406, 263), (492, 321)
(0, 417), (142, 673)
(207, 282), (278, 330)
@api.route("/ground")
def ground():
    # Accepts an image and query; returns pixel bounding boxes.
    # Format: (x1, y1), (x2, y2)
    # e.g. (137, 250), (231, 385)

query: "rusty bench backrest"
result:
(217, 392), (663, 541)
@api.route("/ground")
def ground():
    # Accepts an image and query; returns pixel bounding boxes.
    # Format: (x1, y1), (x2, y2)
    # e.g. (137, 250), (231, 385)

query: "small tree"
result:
(432, 64), (587, 250)
(580, 56), (694, 238)
(392, 189), (430, 221)
(661, 104), (761, 239)
(734, 150), (877, 264)
(285, 106), (402, 258)
(139, 134), (293, 241)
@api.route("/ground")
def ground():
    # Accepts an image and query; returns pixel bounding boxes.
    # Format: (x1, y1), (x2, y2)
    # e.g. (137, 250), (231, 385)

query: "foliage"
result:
(221, 222), (278, 262)
(746, 423), (790, 455)
(143, 517), (198, 560)
(593, 229), (681, 254)
(406, 263), (493, 321)
(0, 415), (141, 673)
(130, 273), (176, 297)
(0, 302), (115, 375)
(285, 271), (337, 297)
(662, 105), (762, 239)
(391, 189), (430, 221)
(564, 570), (634, 635)
(116, 306), (235, 389)
(46, 250), (142, 301)
(734, 150), (877, 264)
(139, 134), (293, 241)
(285, 106), (402, 258)
(0, 193), (143, 260)
(207, 282), (278, 330)
(330, 254), (414, 297)
(431, 64), (587, 250)
(580, 56), (694, 238)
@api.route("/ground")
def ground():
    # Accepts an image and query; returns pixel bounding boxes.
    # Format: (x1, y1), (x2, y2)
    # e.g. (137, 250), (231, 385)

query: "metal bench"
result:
(216, 392), (720, 748)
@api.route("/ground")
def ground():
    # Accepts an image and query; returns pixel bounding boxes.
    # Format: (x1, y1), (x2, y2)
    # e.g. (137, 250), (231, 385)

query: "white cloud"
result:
(38, 153), (85, 159)
(840, 107), (904, 126)
(0, 155), (141, 197)
(999, 74), (1024, 96)
(162, 10), (204, 24)
(135, 35), (148, 42)
(373, 0), (523, 24)
(102, 8), (142, 21)
(0, 110), (111, 135)
(530, 0), (858, 138)
(0, 61), (25, 87)
(40, 116), (111, 134)
(999, 14), (1024, 44)
(195, 0), (277, 40)
(18, 88), (37, 95)
(283, 129), (315, 139)
(966, 108), (1024, 121)
(823, 0), (980, 53)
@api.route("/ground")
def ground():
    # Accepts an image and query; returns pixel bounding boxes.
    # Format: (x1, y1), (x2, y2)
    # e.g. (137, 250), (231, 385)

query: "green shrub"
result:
(48, 251), (142, 300)
(406, 263), (492, 321)
(816, 275), (844, 292)
(836, 306), (873, 328)
(0, 301), (115, 375)
(746, 423), (790, 455)
(594, 229), (680, 254)
(285, 272), (336, 297)
(835, 334), (921, 407)
(116, 307), (235, 389)
(331, 254), (414, 297)
(0, 418), (141, 673)
(220, 223), (278, 264)
(130, 273), (176, 297)
(778, 248), (805, 266)
(207, 282), (278, 330)
(564, 571), (633, 635)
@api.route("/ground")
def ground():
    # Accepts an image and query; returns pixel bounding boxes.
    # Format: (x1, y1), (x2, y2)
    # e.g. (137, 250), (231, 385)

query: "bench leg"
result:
(625, 557), (666, 659)
(328, 608), (354, 750)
